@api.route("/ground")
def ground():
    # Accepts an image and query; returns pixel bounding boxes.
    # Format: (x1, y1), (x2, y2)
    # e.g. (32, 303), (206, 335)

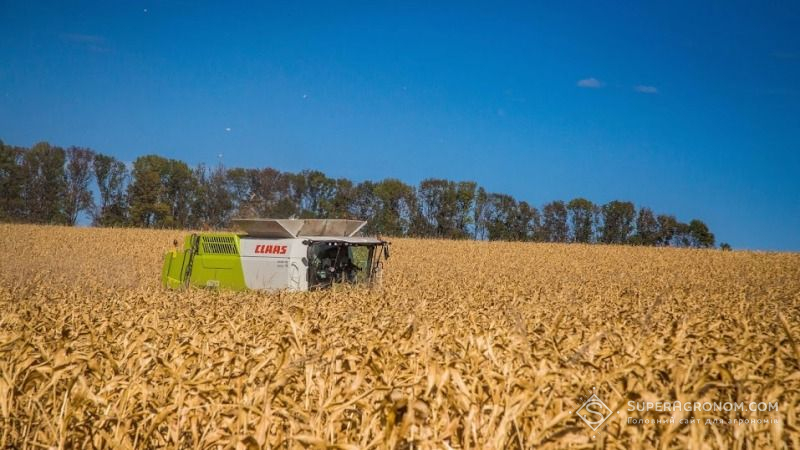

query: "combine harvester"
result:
(161, 218), (389, 291)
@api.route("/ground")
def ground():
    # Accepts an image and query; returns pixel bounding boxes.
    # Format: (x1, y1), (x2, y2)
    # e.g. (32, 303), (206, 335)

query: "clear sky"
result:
(1, 1), (798, 250)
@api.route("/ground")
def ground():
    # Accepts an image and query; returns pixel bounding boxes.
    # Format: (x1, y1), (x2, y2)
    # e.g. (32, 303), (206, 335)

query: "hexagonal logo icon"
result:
(576, 393), (613, 431)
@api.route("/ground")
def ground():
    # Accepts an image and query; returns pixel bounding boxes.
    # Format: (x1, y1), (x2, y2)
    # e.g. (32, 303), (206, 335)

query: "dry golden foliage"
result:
(0, 224), (799, 449)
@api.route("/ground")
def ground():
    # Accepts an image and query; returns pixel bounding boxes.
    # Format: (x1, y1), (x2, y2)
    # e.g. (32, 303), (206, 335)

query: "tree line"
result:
(0, 140), (718, 248)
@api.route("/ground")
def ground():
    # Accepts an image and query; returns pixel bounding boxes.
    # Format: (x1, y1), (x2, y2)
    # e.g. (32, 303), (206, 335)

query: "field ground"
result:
(1, 223), (799, 449)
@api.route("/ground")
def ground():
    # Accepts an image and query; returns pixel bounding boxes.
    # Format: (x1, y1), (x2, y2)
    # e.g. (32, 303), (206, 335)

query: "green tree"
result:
(542, 200), (568, 242)
(225, 167), (256, 218)
(656, 214), (679, 246)
(688, 219), (715, 248)
(248, 168), (299, 218)
(513, 201), (540, 241)
(373, 178), (417, 236)
(473, 187), (489, 240)
(567, 198), (595, 243)
(482, 193), (526, 241)
(128, 155), (194, 227)
(64, 147), (95, 225)
(417, 178), (451, 237)
(296, 169), (337, 218)
(633, 207), (659, 246)
(191, 163), (234, 228)
(323, 178), (355, 219)
(20, 142), (66, 223)
(673, 221), (693, 247)
(600, 201), (636, 244)
(417, 178), (475, 238)
(0, 141), (25, 220)
(349, 181), (381, 233)
(454, 181), (477, 238)
(128, 155), (169, 227)
(163, 159), (195, 227)
(93, 153), (129, 226)
(484, 193), (515, 241)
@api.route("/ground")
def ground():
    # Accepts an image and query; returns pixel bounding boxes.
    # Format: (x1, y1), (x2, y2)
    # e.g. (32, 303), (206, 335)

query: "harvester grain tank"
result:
(161, 218), (389, 291)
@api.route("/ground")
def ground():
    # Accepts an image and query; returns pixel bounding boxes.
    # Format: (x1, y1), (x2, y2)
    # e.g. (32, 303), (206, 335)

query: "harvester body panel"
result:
(162, 249), (188, 289)
(239, 238), (307, 291)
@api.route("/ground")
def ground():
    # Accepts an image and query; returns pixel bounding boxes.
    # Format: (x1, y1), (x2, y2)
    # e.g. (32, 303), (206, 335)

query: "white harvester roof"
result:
(232, 218), (368, 239)
(302, 236), (385, 245)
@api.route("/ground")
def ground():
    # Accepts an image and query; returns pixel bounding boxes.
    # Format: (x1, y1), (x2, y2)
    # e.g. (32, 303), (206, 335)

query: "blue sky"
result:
(1, 1), (798, 250)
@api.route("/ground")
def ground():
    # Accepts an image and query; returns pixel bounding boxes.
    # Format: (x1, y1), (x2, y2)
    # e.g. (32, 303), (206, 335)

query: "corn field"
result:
(1, 223), (799, 449)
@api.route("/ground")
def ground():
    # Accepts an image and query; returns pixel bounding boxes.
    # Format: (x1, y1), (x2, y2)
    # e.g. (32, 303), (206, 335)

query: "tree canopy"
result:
(0, 139), (717, 248)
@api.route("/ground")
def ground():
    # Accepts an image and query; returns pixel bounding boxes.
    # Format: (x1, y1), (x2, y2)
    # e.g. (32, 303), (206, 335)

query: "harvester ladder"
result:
(183, 234), (200, 288)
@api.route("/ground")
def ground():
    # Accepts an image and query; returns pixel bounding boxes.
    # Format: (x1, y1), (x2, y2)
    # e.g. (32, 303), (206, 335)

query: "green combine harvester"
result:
(162, 218), (389, 291)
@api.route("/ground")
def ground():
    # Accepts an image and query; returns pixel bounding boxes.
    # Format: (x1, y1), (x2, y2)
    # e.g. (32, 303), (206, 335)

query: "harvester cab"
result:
(161, 219), (389, 291)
